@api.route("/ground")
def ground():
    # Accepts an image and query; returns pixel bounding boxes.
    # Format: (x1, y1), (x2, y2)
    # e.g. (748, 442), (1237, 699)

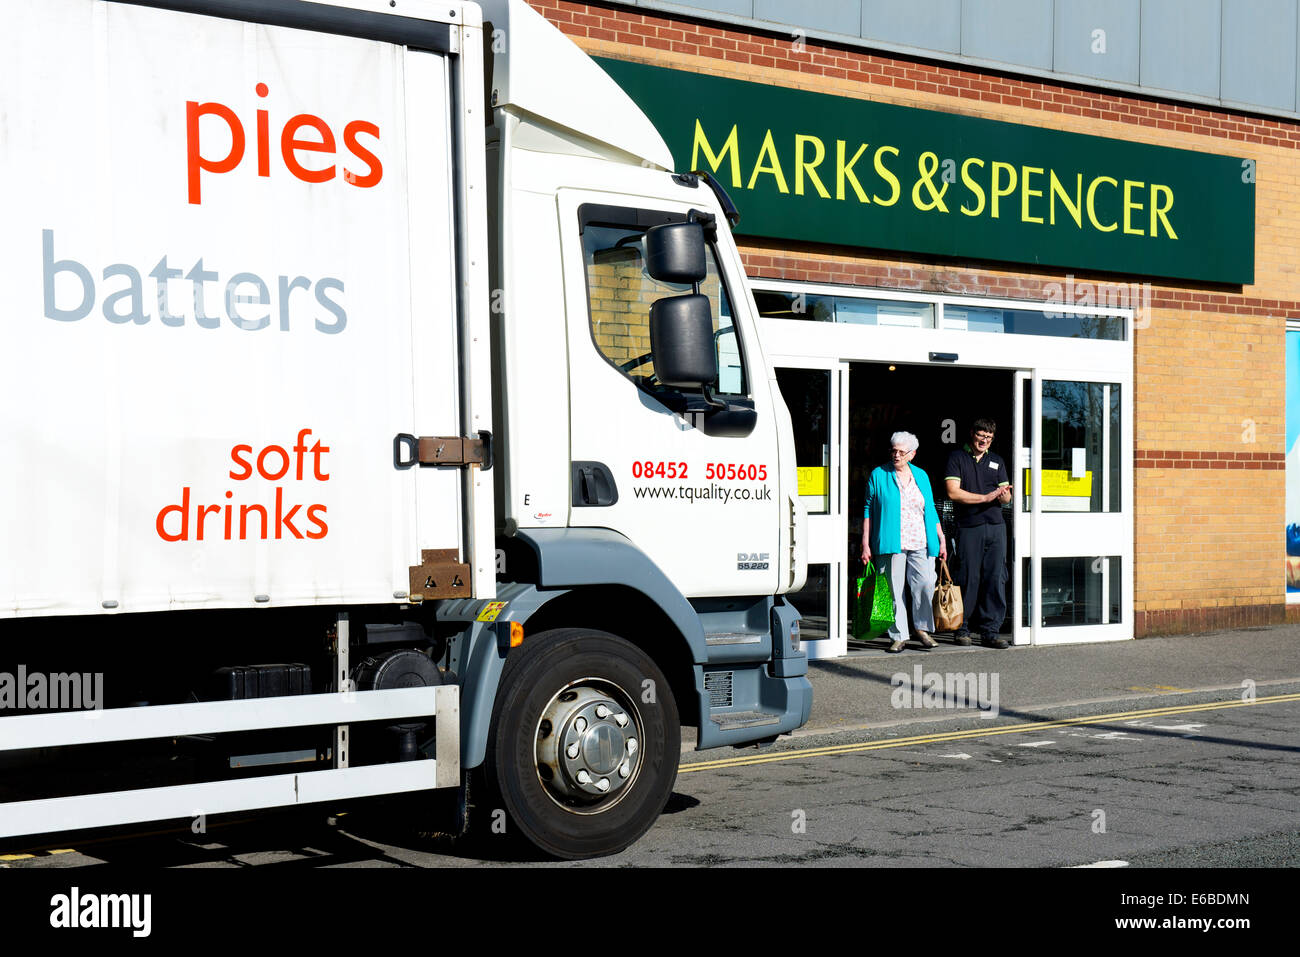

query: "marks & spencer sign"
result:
(598, 59), (1256, 285)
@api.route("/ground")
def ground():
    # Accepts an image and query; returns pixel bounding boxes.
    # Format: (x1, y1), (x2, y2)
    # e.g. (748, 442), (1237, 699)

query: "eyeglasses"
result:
(889, 449), (911, 456)
(973, 432), (995, 441)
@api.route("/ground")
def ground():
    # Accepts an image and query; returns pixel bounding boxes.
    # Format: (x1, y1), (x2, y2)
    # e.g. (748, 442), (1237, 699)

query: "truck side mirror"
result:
(649, 293), (717, 389)
(644, 222), (706, 284)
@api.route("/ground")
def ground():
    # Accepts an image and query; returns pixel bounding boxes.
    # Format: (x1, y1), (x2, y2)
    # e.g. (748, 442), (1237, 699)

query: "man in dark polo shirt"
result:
(945, 418), (1013, 648)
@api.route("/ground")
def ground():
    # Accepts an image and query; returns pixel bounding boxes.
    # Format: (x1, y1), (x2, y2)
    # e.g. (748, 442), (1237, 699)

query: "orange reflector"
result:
(509, 621), (525, 648)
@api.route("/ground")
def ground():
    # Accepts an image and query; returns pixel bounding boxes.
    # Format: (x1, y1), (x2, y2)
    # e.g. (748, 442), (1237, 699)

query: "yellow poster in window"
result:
(797, 467), (828, 497)
(1024, 468), (1093, 496)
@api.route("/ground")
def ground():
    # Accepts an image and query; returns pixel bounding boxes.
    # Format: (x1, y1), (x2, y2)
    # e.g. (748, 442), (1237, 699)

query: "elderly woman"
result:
(861, 431), (947, 653)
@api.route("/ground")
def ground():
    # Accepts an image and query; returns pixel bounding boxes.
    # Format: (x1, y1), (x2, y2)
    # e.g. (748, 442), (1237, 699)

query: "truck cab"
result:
(453, 0), (811, 858)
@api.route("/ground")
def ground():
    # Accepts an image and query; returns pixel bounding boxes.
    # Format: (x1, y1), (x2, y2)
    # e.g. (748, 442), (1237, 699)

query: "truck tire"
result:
(483, 628), (680, 859)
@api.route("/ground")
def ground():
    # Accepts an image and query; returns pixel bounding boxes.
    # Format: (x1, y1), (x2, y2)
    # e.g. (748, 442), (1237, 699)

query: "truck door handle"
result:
(571, 461), (618, 507)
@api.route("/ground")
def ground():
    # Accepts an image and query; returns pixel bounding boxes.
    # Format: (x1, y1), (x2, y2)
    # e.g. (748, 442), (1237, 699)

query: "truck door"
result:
(558, 194), (781, 598)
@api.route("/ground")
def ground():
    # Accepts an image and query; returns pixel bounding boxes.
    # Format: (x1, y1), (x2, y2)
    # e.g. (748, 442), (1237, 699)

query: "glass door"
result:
(1012, 371), (1030, 646)
(1022, 370), (1133, 643)
(774, 360), (848, 659)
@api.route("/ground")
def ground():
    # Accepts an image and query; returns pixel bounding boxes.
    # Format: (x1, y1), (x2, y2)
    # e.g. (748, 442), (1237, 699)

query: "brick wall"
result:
(586, 249), (656, 372)
(582, 224), (727, 382)
(528, 0), (1298, 636)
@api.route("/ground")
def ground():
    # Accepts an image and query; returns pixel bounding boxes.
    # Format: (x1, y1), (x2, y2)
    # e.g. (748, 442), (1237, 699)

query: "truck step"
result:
(708, 710), (782, 731)
(703, 632), (764, 646)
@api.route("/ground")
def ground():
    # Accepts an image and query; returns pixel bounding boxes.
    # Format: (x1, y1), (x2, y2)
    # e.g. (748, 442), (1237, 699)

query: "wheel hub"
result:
(536, 685), (641, 805)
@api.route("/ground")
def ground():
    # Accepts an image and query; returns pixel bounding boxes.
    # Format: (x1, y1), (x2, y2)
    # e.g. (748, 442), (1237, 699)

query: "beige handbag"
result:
(933, 559), (964, 632)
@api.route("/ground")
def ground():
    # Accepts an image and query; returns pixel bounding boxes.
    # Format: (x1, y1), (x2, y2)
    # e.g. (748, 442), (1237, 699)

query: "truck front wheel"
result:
(483, 628), (680, 859)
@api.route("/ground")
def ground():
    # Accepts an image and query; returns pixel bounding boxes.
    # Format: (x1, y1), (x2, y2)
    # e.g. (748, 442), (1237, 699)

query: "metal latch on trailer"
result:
(409, 548), (472, 603)
(393, 431), (493, 470)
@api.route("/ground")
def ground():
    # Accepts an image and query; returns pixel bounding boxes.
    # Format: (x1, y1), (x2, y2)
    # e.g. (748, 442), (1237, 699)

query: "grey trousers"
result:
(877, 550), (937, 640)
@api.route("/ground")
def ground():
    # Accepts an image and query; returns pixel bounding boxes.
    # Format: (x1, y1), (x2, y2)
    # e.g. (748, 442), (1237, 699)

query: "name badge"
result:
(988, 461), (999, 470)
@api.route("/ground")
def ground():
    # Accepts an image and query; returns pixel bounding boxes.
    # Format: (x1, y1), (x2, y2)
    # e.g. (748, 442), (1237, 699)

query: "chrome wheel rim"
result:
(534, 678), (645, 814)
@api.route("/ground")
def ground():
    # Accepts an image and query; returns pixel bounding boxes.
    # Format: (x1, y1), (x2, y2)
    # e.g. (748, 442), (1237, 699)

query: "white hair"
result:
(891, 431), (919, 453)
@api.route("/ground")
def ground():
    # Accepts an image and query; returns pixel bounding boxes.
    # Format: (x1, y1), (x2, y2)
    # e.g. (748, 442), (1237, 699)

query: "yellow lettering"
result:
(1050, 170), (1083, 227)
(872, 145), (900, 206)
(960, 157), (986, 216)
(911, 151), (949, 212)
(795, 134), (830, 199)
(1123, 179), (1145, 235)
(1150, 183), (1178, 239)
(1086, 175), (1118, 232)
(690, 120), (741, 189)
(991, 161), (1017, 219)
(836, 140), (870, 203)
(1021, 166), (1044, 224)
(747, 129), (789, 194)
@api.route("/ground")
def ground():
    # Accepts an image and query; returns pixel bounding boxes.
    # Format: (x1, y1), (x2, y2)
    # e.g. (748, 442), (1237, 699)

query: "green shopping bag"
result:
(853, 565), (895, 640)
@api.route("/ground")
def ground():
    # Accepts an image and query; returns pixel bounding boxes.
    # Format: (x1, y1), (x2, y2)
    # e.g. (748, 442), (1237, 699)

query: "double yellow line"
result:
(680, 692), (1300, 774)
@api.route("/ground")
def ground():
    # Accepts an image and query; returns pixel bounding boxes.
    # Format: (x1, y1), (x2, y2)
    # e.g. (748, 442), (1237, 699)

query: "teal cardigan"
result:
(865, 463), (942, 557)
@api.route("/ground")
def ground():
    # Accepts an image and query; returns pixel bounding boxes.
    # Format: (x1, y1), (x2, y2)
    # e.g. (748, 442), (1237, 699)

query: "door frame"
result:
(771, 356), (849, 659)
(1022, 366), (1135, 645)
(754, 279), (1134, 654)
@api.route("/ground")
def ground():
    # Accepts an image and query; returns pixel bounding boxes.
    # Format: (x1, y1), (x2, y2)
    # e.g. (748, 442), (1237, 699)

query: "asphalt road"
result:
(7, 683), (1298, 870)
(4, 625), (1298, 869)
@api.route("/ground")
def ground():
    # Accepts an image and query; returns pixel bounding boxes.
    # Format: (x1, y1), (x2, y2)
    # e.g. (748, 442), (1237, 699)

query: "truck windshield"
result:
(581, 221), (745, 397)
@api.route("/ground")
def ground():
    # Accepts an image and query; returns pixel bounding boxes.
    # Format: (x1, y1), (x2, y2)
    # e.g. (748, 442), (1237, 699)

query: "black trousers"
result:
(955, 523), (1007, 637)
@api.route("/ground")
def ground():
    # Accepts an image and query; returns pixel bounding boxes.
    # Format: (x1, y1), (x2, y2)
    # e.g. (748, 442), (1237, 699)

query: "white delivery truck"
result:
(0, 0), (810, 859)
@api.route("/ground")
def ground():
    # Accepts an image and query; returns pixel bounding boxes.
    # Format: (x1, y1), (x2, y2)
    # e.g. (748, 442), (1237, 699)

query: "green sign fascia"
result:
(597, 58), (1256, 285)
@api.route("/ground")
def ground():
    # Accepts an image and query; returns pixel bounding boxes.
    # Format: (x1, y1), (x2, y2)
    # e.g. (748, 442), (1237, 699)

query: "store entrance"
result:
(847, 362), (1017, 644)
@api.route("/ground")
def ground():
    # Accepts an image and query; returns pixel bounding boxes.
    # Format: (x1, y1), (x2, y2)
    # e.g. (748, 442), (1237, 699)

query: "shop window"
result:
(1020, 380), (1121, 515)
(775, 368), (831, 514)
(1022, 557), (1032, 628)
(754, 291), (935, 328)
(754, 290), (834, 322)
(945, 306), (1125, 341)
(755, 288), (1122, 339)
(789, 563), (830, 642)
(1037, 556), (1122, 626)
(1039, 381), (1121, 513)
(836, 299), (934, 328)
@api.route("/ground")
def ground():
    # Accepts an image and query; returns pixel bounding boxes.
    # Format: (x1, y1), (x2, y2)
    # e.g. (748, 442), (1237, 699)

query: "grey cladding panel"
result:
(1139, 0), (1221, 98)
(659, 0), (755, 17)
(861, 0), (961, 54)
(1221, 0), (1296, 112)
(1054, 0), (1140, 84)
(618, 0), (1300, 119)
(754, 0), (862, 36)
(962, 0), (1054, 69)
